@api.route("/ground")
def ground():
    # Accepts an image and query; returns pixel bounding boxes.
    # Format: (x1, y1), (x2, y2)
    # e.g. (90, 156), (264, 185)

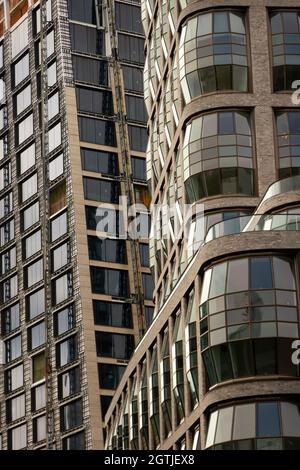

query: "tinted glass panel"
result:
(73, 56), (108, 86)
(98, 363), (126, 389)
(93, 300), (133, 328)
(81, 148), (119, 176)
(88, 236), (127, 263)
(95, 331), (134, 359)
(76, 86), (113, 115)
(79, 117), (116, 146)
(70, 23), (105, 55)
(90, 266), (129, 297)
(68, 0), (96, 24)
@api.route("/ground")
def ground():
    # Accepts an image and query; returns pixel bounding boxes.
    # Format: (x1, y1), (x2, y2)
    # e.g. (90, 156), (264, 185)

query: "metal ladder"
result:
(39, 0), (55, 450)
(55, 0), (93, 449)
(103, 0), (146, 339)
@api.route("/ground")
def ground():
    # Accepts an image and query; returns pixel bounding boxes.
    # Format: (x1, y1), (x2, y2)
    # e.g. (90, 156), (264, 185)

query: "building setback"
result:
(104, 0), (300, 450)
(0, 0), (153, 449)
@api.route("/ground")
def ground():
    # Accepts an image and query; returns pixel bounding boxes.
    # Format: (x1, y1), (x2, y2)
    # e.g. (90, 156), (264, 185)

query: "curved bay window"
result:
(270, 11), (300, 92)
(200, 255), (299, 388)
(206, 400), (300, 450)
(129, 375), (139, 450)
(172, 313), (185, 424)
(276, 110), (300, 178)
(160, 330), (172, 437)
(149, 348), (160, 447)
(179, 10), (248, 103)
(185, 291), (198, 408)
(139, 362), (149, 449)
(183, 110), (254, 202)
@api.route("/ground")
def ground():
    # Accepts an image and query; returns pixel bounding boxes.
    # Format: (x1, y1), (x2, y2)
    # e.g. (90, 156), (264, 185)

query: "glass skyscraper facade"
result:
(104, 0), (300, 451)
(0, 0), (153, 450)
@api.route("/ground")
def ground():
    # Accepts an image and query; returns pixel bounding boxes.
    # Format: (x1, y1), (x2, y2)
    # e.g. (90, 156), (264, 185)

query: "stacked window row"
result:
(0, 2), (85, 450)
(68, 0), (154, 421)
(105, 290), (197, 449)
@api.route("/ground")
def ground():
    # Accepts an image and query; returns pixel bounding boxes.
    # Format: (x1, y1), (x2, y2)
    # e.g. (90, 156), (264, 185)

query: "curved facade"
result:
(104, 0), (300, 450)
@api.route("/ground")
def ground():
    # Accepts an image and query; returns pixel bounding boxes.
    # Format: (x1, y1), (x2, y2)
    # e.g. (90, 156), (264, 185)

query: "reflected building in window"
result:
(105, 0), (300, 452)
(0, 0), (153, 451)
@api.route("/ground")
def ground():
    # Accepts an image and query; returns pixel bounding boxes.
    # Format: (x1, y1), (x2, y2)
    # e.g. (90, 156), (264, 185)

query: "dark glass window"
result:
(58, 367), (80, 399)
(250, 257), (273, 289)
(62, 431), (85, 450)
(145, 306), (154, 328)
(118, 33), (144, 64)
(276, 110), (300, 179)
(139, 243), (149, 266)
(98, 363), (126, 389)
(142, 273), (154, 300)
(83, 177), (120, 203)
(101, 396), (112, 417)
(123, 65), (143, 92)
(85, 206), (124, 235)
(95, 331), (134, 359)
(88, 236), (127, 263)
(131, 156), (146, 181)
(125, 95), (147, 123)
(257, 402), (281, 437)
(68, 0), (96, 25)
(61, 399), (83, 431)
(115, 2), (144, 34)
(79, 116), (116, 146)
(76, 86), (113, 116)
(81, 148), (119, 176)
(270, 11), (300, 91)
(73, 55), (108, 86)
(128, 125), (148, 152)
(93, 300), (133, 328)
(70, 23), (105, 55)
(90, 266), (129, 297)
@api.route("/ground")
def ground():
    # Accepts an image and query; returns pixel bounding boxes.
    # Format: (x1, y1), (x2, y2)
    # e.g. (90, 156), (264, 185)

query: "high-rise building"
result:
(0, 0), (153, 450)
(104, 0), (300, 450)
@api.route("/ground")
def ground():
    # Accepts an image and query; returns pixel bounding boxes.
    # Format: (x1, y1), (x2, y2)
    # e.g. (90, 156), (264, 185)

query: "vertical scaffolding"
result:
(104, 0), (146, 339)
